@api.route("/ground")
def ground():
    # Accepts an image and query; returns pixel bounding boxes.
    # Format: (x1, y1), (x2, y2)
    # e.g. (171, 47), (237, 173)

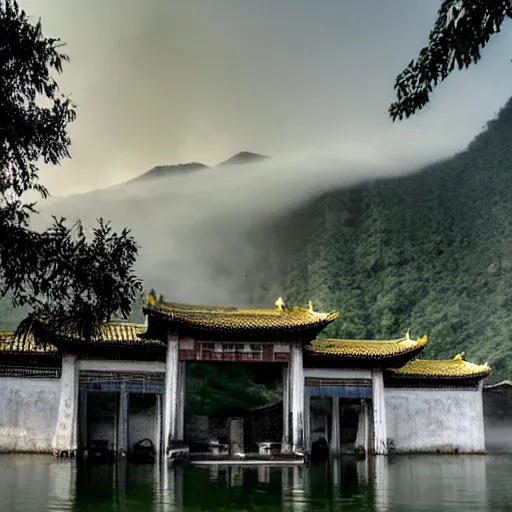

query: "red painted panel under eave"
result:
(178, 349), (290, 363)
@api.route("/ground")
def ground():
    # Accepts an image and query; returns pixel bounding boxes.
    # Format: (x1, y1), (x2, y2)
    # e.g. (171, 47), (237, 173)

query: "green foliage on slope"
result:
(265, 98), (512, 382)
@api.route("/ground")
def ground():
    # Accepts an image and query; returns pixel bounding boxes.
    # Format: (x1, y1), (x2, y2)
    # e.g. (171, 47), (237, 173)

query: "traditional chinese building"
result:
(0, 296), (491, 457)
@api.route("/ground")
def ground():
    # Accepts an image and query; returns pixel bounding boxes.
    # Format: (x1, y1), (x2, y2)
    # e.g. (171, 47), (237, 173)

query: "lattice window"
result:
(79, 371), (165, 393)
(0, 366), (61, 379)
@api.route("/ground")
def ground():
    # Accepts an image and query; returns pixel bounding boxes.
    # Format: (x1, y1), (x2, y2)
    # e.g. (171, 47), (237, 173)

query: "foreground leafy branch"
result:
(0, 0), (142, 341)
(15, 219), (142, 342)
(390, 0), (512, 121)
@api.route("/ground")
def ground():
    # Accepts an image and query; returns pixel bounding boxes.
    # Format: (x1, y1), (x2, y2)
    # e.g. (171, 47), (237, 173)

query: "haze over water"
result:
(0, 455), (509, 511)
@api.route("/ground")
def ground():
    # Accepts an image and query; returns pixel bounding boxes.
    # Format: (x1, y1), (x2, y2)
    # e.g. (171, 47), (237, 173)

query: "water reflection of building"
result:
(0, 294), (491, 457)
(372, 456), (389, 511)
(154, 460), (183, 512)
(282, 456), (488, 512)
(0, 456), (74, 511)
(3, 453), (497, 511)
(281, 466), (309, 512)
(49, 458), (74, 509)
(230, 466), (244, 487)
(28, 455), (491, 511)
(384, 456), (488, 510)
(282, 457), (376, 511)
(257, 465), (271, 484)
(208, 463), (220, 482)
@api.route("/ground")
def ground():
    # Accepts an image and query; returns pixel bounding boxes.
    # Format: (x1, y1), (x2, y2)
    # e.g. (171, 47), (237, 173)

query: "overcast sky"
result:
(17, 0), (512, 196)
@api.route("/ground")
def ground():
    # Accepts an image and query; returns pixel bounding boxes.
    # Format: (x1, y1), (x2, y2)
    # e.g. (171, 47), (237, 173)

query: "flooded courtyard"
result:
(0, 454), (510, 511)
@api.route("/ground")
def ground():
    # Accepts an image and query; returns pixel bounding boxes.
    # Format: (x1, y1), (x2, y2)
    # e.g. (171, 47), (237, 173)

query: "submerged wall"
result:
(482, 383), (512, 452)
(385, 388), (485, 453)
(87, 392), (117, 449)
(0, 377), (61, 452)
(128, 394), (158, 451)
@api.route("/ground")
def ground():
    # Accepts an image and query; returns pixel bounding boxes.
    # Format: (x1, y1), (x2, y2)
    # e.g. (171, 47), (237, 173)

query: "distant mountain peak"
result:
(129, 162), (208, 184)
(117, 151), (270, 188)
(216, 151), (269, 167)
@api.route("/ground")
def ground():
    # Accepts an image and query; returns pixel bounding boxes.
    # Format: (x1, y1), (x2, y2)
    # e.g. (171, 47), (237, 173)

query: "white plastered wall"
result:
(385, 387), (485, 453)
(0, 377), (61, 452)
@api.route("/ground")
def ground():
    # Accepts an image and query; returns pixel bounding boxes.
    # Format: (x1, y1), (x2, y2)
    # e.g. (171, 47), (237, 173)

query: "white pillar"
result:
(117, 383), (129, 454)
(355, 398), (370, 454)
(304, 392), (311, 452)
(53, 354), (78, 455)
(155, 394), (162, 457)
(114, 392), (119, 452)
(79, 390), (88, 452)
(176, 361), (186, 440)
(72, 369), (79, 451)
(371, 370), (388, 455)
(290, 343), (304, 452)
(282, 363), (291, 452)
(163, 332), (179, 455)
(330, 397), (341, 454)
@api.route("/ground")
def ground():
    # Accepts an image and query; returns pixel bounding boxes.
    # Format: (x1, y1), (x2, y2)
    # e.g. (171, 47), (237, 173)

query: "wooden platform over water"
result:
(187, 453), (305, 466)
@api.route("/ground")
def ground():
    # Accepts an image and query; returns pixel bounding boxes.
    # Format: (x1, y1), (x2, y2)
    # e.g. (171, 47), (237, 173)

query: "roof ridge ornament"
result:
(405, 329), (411, 342)
(275, 297), (285, 312)
(146, 290), (157, 307)
(308, 300), (314, 312)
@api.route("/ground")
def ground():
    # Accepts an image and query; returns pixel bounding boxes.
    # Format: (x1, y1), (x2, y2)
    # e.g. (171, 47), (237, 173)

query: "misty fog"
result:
(18, 0), (512, 305)
(38, 135), (464, 305)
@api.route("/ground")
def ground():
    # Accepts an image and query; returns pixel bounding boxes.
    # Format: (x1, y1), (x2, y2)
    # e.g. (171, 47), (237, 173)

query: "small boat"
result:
(167, 440), (189, 463)
(310, 437), (330, 462)
(88, 439), (115, 464)
(130, 438), (156, 464)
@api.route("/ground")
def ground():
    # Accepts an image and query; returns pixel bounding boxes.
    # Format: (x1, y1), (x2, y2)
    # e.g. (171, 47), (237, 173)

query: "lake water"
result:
(0, 454), (510, 511)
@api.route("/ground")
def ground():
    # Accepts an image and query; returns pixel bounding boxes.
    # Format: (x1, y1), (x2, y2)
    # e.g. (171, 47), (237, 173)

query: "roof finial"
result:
(308, 300), (314, 312)
(453, 352), (465, 362)
(275, 297), (285, 312)
(405, 329), (411, 341)
(147, 290), (157, 307)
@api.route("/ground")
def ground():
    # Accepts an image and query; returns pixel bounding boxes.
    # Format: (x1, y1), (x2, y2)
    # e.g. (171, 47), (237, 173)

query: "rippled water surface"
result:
(0, 454), (509, 511)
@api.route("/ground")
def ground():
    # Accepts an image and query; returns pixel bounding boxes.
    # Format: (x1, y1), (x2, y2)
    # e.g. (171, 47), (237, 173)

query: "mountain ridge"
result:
(127, 151), (269, 185)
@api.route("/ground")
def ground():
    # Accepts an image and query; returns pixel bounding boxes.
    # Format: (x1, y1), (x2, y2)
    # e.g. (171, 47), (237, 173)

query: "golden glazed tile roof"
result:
(143, 297), (340, 334)
(0, 323), (160, 352)
(388, 353), (491, 379)
(305, 331), (428, 359)
(78, 323), (161, 345)
(0, 331), (57, 353)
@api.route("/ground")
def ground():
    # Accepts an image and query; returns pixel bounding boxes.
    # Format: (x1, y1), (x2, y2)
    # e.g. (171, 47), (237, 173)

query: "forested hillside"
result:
(264, 97), (512, 382)
(2, 98), (512, 385)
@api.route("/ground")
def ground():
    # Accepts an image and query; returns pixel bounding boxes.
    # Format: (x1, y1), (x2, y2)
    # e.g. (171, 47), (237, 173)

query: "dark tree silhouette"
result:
(0, 0), (142, 341)
(390, 1), (512, 121)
